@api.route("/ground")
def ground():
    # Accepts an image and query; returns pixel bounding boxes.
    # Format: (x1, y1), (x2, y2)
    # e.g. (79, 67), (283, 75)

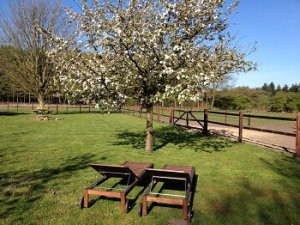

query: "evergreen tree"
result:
(282, 84), (289, 92)
(269, 82), (276, 95)
(276, 84), (281, 92)
(289, 83), (300, 93)
(262, 83), (268, 91)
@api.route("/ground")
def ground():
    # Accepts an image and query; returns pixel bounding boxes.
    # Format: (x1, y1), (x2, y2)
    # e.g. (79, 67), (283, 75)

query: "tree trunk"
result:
(210, 85), (217, 108)
(145, 105), (153, 153)
(37, 95), (45, 109)
(211, 94), (215, 108)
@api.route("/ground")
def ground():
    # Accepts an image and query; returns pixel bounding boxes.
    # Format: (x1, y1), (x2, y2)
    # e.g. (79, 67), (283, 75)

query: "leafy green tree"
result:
(285, 93), (300, 112)
(214, 95), (235, 109)
(270, 92), (287, 112)
(232, 95), (253, 110)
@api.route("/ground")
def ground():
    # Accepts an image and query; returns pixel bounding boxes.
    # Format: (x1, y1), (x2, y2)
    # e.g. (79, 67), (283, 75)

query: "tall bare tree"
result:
(0, 0), (67, 108)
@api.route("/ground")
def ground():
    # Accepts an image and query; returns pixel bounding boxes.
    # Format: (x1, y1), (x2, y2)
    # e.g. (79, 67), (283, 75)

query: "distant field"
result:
(0, 112), (299, 225)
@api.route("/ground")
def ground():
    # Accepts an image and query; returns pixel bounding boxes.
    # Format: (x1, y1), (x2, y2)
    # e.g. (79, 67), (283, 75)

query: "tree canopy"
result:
(42, 0), (256, 152)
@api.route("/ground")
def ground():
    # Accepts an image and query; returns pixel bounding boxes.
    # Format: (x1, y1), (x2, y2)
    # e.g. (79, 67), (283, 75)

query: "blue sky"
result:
(228, 0), (300, 87)
(0, 0), (299, 88)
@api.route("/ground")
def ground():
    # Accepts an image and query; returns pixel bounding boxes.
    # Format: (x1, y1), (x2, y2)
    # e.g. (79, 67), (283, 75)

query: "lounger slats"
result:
(89, 164), (134, 177)
(84, 161), (153, 212)
(122, 162), (153, 178)
(145, 167), (194, 183)
(140, 164), (196, 220)
(163, 165), (195, 183)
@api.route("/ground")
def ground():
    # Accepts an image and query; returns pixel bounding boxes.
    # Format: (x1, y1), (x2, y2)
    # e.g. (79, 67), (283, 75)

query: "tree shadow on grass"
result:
(0, 112), (29, 116)
(206, 177), (299, 225)
(114, 126), (236, 152)
(0, 153), (96, 221)
(200, 155), (300, 225)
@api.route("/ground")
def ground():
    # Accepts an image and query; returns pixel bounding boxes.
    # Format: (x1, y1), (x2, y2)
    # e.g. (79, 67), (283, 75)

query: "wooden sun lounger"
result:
(139, 165), (196, 221)
(80, 161), (153, 212)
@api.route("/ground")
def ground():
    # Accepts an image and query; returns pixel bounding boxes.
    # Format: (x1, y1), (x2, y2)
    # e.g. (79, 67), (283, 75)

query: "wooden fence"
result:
(1, 102), (299, 156)
(122, 105), (300, 156)
(0, 102), (100, 114)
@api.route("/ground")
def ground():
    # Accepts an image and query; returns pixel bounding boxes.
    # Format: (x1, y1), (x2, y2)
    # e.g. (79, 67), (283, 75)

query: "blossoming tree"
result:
(44, 0), (255, 152)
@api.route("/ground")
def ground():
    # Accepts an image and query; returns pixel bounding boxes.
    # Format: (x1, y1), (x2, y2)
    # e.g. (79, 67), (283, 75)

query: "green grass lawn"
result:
(0, 112), (299, 225)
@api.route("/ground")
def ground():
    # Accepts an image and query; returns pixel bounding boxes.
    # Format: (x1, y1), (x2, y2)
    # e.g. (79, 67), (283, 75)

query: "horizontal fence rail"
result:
(122, 105), (299, 155)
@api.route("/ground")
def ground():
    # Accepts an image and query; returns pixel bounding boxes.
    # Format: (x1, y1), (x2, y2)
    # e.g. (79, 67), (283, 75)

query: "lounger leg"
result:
(120, 193), (126, 212)
(142, 196), (148, 216)
(182, 199), (188, 220)
(84, 190), (89, 208)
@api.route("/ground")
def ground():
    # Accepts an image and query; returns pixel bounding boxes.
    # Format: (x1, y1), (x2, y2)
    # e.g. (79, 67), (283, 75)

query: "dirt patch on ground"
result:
(32, 116), (63, 121)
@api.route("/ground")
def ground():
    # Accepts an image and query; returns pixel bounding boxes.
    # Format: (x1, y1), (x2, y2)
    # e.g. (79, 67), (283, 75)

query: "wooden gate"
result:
(173, 110), (208, 134)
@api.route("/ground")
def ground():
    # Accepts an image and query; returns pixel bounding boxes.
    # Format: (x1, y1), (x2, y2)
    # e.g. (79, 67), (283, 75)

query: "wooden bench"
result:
(33, 108), (49, 114)
(80, 161), (154, 212)
(139, 165), (196, 221)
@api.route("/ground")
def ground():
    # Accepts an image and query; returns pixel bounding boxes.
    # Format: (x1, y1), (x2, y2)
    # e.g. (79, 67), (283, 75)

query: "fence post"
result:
(7, 101), (9, 111)
(16, 93), (19, 111)
(139, 106), (142, 117)
(169, 107), (174, 124)
(296, 113), (300, 157)
(89, 104), (91, 112)
(186, 111), (189, 128)
(56, 104), (58, 114)
(238, 112), (243, 143)
(157, 107), (160, 122)
(203, 109), (208, 135)
(79, 104), (82, 113)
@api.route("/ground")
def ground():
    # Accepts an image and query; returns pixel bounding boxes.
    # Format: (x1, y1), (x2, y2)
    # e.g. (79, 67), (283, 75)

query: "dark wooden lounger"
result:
(140, 165), (196, 221)
(81, 161), (153, 212)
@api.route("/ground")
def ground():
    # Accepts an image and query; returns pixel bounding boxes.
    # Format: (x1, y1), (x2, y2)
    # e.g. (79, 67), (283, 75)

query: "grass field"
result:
(0, 112), (299, 225)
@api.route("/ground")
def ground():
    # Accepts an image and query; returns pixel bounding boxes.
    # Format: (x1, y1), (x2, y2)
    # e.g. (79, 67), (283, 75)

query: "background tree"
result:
(269, 82), (276, 95)
(0, 69), (10, 102)
(276, 84), (281, 92)
(289, 83), (300, 93)
(270, 92), (287, 112)
(0, 0), (67, 108)
(262, 83), (268, 92)
(282, 84), (289, 92)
